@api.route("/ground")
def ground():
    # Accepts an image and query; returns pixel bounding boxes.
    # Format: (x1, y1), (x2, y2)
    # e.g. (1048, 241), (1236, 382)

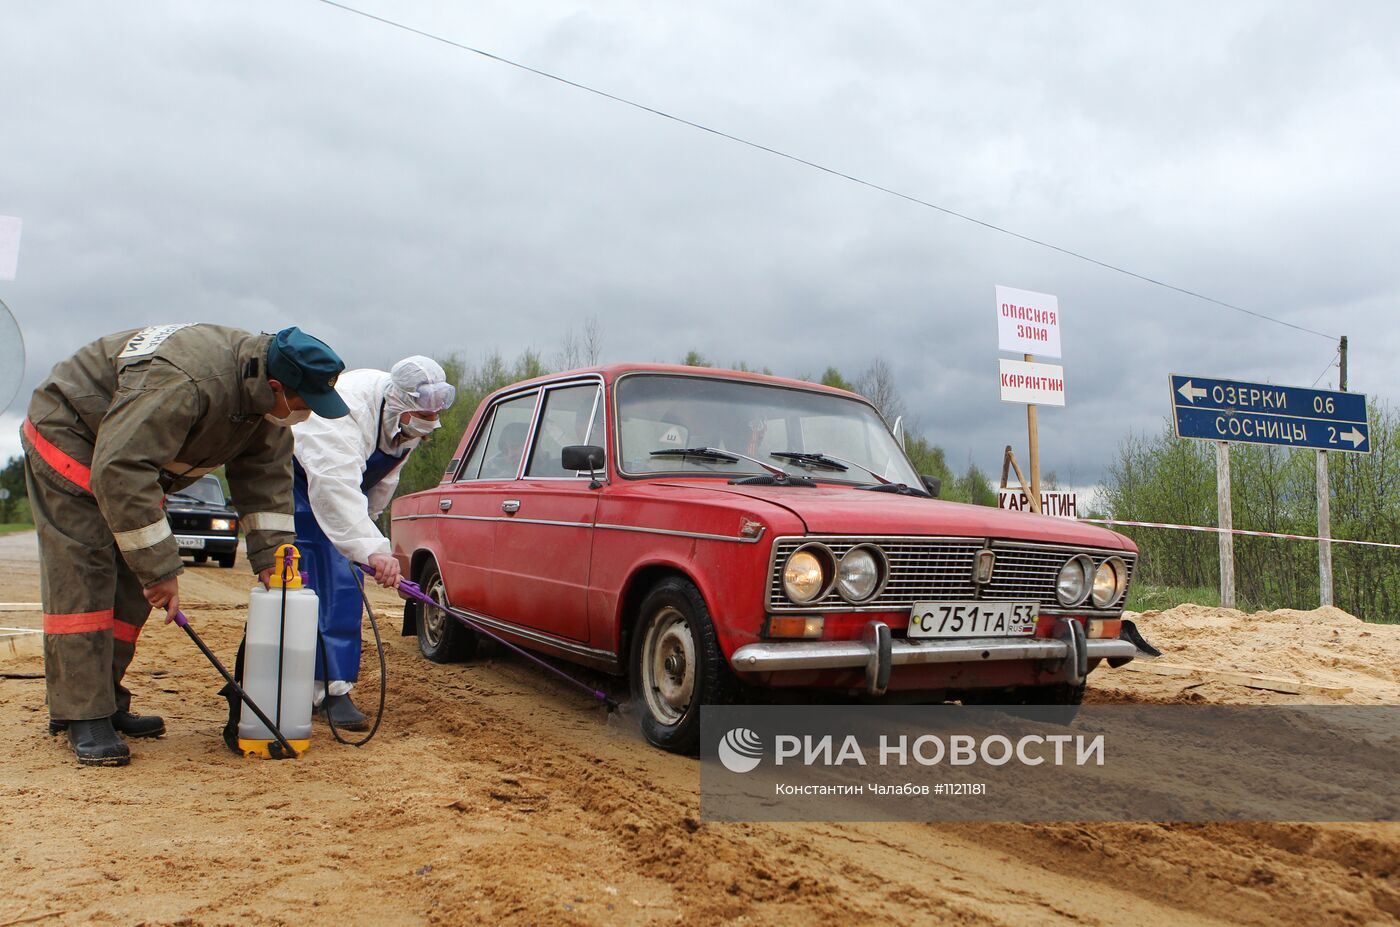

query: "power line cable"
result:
(1311, 349), (1340, 388)
(313, 0), (1340, 343)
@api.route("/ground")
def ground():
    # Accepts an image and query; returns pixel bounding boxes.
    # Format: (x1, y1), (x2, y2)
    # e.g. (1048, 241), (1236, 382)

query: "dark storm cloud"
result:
(2, 1), (1397, 486)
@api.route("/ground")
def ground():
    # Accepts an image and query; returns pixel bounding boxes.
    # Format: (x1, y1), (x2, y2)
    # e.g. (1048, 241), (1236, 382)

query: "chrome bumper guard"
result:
(729, 619), (1138, 697)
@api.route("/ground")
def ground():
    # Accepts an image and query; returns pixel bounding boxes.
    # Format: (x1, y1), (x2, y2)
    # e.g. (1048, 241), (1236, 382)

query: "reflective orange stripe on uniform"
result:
(112, 622), (142, 644)
(23, 419), (93, 493)
(44, 609), (115, 635)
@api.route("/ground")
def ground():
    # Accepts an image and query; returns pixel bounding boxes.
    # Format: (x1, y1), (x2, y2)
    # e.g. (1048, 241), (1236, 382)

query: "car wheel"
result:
(193, 552), (208, 564)
(415, 561), (477, 663)
(216, 553), (236, 569)
(629, 577), (736, 755)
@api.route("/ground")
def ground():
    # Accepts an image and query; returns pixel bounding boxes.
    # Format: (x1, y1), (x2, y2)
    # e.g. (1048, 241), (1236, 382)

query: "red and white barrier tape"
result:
(1079, 518), (1400, 551)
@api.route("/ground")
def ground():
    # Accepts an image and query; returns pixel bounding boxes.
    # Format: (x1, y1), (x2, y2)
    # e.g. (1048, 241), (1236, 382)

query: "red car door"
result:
(434, 389), (540, 617)
(489, 381), (604, 644)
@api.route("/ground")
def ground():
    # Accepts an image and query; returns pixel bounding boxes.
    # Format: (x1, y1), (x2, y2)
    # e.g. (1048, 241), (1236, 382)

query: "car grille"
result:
(168, 514), (209, 531)
(767, 536), (1135, 614)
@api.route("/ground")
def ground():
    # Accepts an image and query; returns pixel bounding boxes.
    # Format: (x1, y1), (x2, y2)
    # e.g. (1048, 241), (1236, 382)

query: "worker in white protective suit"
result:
(290, 357), (455, 729)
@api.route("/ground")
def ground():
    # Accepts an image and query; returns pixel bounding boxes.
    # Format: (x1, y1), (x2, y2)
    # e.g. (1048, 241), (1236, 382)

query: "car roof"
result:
(491, 363), (870, 403)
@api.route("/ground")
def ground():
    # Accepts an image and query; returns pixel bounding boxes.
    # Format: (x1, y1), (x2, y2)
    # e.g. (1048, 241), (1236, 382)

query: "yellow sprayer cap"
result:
(271, 544), (302, 589)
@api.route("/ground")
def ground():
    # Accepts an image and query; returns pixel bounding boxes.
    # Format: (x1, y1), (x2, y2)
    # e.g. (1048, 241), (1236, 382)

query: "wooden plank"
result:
(0, 603), (43, 612)
(1216, 441), (1235, 609)
(1119, 660), (1352, 697)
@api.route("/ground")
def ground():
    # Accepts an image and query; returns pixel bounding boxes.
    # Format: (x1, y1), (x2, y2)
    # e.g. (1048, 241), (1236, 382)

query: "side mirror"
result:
(920, 475), (941, 498)
(562, 445), (606, 472)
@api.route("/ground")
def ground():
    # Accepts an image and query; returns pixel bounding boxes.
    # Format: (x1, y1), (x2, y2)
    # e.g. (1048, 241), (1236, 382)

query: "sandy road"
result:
(1, 531), (1396, 926)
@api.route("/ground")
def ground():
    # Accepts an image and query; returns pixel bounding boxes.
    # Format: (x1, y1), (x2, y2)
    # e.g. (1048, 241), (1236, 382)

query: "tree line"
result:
(1100, 405), (1400, 623)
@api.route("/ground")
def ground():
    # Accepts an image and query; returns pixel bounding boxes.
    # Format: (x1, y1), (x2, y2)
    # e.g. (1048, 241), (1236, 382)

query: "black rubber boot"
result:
(49, 711), (166, 738)
(67, 718), (131, 767)
(321, 693), (369, 732)
(111, 711), (166, 738)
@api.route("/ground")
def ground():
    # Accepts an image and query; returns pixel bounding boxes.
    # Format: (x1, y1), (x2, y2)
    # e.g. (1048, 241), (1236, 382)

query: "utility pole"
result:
(1318, 335), (1348, 608)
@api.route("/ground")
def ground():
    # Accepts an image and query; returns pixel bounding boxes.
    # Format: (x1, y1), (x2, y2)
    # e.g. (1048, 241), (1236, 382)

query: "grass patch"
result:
(0, 523), (34, 537)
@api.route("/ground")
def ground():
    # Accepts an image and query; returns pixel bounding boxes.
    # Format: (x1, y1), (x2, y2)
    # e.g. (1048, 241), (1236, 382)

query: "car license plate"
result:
(176, 537), (205, 550)
(908, 601), (1038, 638)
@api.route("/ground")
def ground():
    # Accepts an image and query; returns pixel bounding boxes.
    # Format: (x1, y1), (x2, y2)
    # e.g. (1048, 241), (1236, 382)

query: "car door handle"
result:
(439, 498), (453, 511)
(501, 500), (520, 514)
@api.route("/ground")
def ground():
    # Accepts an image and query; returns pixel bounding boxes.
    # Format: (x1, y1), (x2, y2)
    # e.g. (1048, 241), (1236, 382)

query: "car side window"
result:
(526, 384), (602, 478)
(460, 392), (539, 481)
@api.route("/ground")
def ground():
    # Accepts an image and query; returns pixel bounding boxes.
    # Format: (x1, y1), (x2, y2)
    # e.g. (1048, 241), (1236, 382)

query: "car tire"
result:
(415, 560), (477, 664)
(193, 552), (208, 564)
(629, 576), (737, 755)
(216, 553), (236, 569)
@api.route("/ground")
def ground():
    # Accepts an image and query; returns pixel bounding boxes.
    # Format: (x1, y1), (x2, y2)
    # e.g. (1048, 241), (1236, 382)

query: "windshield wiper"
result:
(773, 450), (892, 485)
(652, 446), (790, 478)
(652, 446), (811, 485)
(650, 446), (741, 464)
(770, 451), (848, 472)
(860, 482), (931, 498)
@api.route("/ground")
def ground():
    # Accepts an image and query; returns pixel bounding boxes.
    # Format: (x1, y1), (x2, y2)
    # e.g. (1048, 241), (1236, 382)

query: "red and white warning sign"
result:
(996, 285), (1061, 358)
(999, 358), (1065, 406)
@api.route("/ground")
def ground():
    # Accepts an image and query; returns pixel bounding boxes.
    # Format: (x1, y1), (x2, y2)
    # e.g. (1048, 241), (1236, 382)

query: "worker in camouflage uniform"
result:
(21, 324), (350, 767)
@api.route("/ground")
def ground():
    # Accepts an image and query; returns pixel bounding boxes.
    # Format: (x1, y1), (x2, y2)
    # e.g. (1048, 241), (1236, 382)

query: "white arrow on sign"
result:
(1340, 427), (1366, 448)
(1177, 380), (1207, 403)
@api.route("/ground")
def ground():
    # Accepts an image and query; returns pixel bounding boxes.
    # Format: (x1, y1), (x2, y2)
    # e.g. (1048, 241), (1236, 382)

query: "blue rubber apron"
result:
(292, 443), (407, 685)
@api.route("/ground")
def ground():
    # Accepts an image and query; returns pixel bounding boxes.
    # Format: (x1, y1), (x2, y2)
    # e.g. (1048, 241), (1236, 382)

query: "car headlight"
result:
(210, 518), (236, 532)
(1056, 554), (1094, 607)
(1091, 557), (1127, 608)
(783, 545), (833, 604)
(836, 545), (885, 603)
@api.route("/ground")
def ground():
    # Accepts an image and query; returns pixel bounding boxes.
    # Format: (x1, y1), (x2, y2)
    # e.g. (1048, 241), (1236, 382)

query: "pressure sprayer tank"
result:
(238, 544), (318, 757)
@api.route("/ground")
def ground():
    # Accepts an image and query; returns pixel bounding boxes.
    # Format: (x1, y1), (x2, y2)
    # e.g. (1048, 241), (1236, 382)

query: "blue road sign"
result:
(1170, 374), (1370, 453)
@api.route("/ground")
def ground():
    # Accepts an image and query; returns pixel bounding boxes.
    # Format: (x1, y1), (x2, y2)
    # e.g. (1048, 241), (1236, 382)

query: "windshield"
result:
(615, 374), (922, 486)
(170, 476), (226, 506)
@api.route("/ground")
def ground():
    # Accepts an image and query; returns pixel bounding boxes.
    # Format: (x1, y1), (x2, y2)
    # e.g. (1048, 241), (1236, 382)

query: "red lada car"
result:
(391, 365), (1141, 753)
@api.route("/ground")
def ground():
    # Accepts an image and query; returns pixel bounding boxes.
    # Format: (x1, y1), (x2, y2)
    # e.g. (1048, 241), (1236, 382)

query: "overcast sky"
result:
(2, 1), (1397, 487)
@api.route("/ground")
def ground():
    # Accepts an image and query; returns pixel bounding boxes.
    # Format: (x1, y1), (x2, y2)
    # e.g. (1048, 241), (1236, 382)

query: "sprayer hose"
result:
(318, 563), (387, 747)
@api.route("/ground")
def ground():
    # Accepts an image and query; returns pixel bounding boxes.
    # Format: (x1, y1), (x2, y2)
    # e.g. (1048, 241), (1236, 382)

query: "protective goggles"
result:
(408, 380), (456, 413)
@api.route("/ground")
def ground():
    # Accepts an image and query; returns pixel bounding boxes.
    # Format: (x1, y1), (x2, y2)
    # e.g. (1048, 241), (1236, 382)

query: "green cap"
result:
(265, 327), (349, 419)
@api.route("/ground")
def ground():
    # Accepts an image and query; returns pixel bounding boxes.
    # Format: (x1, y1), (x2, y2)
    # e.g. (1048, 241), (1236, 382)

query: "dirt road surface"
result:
(2, 530), (1396, 926)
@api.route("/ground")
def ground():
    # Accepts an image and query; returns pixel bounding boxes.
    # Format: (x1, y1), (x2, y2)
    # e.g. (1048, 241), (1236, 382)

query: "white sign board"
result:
(999, 358), (1065, 407)
(0, 216), (20, 281)
(998, 489), (1079, 519)
(996, 285), (1061, 358)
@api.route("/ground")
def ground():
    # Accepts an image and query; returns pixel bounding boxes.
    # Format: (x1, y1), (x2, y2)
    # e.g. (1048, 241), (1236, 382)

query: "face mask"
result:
(265, 393), (313, 427)
(265, 408), (312, 427)
(398, 415), (439, 439)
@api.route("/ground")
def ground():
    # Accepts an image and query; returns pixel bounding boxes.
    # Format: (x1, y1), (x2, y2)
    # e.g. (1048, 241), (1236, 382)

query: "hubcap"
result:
(421, 575), (448, 648)
(641, 606), (696, 726)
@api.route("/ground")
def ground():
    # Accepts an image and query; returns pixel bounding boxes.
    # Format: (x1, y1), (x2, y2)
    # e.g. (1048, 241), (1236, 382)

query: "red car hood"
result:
(653, 480), (1134, 550)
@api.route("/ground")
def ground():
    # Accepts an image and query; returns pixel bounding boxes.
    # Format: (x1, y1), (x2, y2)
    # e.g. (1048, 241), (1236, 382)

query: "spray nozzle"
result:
(271, 544), (303, 589)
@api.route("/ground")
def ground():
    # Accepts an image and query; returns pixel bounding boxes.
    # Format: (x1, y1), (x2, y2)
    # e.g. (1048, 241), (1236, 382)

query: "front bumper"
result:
(729, 618), (1137, 696)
